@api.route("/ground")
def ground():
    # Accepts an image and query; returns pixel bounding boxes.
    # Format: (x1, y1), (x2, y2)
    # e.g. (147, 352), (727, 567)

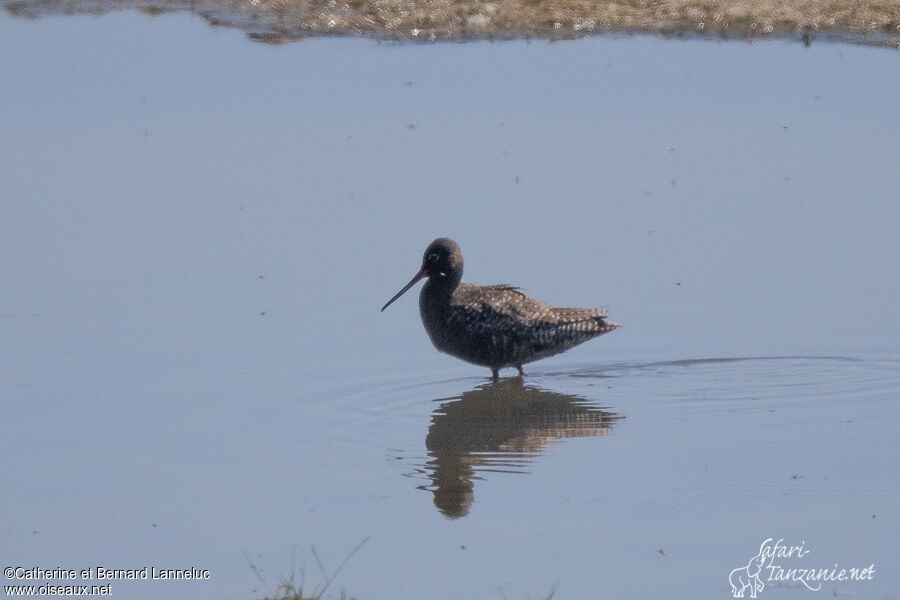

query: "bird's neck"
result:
(421, 274), (459, 307)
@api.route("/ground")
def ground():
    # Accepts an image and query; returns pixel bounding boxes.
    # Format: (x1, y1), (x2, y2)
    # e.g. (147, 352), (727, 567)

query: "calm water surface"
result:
(1, 10), (899, 600)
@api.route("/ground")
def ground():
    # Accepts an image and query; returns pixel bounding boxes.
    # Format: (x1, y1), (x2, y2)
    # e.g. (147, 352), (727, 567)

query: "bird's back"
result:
(423, 282), (619, 369)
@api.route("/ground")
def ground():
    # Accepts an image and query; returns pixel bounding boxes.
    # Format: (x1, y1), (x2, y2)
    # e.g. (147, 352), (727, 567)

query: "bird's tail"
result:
(550, 307), (620, 335)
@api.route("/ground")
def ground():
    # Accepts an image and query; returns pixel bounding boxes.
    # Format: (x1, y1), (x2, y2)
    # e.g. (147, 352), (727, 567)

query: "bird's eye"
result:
(426, 253), (439, 264)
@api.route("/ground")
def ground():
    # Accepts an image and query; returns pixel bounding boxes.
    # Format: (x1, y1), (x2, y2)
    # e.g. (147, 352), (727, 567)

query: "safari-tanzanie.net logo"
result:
(728, 538), (876, 598)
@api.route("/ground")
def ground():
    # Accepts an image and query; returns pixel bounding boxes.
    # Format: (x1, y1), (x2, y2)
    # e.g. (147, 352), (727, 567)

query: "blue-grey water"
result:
(1, 10), (899, 600)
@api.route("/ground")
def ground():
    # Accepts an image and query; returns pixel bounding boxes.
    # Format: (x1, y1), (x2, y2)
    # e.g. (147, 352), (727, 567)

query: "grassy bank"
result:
(4, 0), (899, 46)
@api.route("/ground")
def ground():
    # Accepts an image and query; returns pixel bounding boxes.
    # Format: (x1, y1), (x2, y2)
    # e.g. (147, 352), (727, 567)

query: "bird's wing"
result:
(455, 283), (613, 326)
(477, 284), (526, 295)
(548, 306), (610, 320)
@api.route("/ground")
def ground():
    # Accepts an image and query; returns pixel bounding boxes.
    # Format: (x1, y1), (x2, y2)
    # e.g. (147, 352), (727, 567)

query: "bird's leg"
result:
(490, 367), (499, 380)
(516, 364), (524, 377)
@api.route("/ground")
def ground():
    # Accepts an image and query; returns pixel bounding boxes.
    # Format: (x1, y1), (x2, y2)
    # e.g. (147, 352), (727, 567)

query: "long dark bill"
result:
(380, 269), (427, 312)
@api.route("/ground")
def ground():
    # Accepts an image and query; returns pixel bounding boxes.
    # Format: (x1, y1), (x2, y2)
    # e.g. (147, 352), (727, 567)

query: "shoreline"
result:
(4, 0), (899, 47)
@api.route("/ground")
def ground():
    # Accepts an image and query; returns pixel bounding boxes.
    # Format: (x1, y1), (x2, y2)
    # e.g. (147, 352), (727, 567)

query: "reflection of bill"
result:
(422, 378), (622, 518)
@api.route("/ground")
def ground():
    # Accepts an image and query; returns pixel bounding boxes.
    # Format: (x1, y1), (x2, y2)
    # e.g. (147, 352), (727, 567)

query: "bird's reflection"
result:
(422, 378), (622, 518)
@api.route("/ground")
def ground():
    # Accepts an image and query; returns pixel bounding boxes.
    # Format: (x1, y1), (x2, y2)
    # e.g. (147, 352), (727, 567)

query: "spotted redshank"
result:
(381, 238), (620, 378)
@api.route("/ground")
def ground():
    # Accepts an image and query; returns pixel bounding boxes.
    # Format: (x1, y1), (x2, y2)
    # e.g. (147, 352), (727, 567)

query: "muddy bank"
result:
(4, 0), (899, 46)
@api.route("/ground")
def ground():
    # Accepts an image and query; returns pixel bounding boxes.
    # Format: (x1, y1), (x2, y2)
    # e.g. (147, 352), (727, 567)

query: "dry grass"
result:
(3, 0), (898, 45)
(250, 0), (900, 42)
(247, 539), (367, 600)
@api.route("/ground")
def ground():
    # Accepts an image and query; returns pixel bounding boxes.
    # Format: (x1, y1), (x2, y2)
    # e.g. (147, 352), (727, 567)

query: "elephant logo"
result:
(729, 547), (767, 598)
